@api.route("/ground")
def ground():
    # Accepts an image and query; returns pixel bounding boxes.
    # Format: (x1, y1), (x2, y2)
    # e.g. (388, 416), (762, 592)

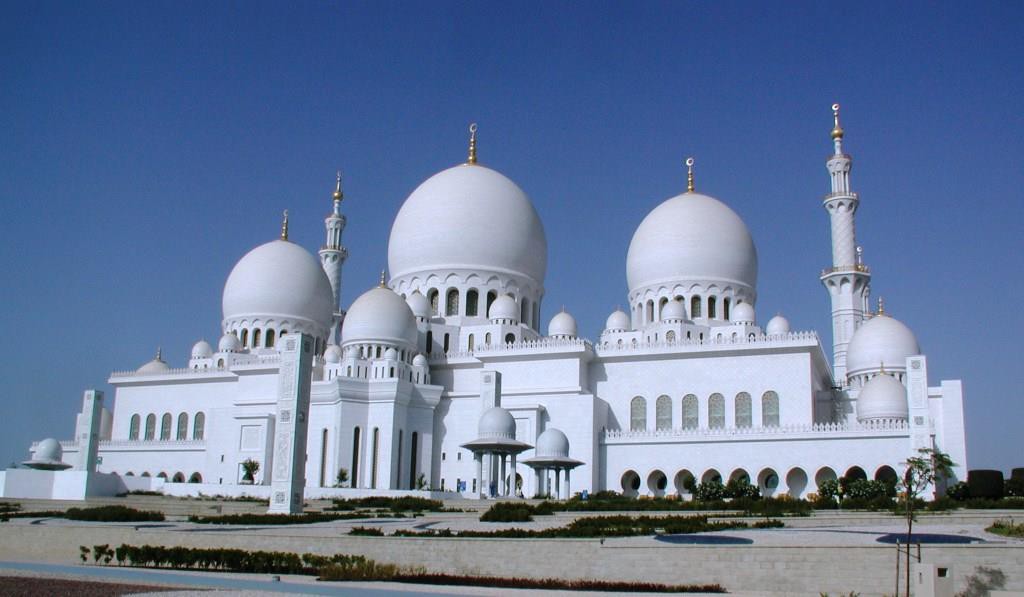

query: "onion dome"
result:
(388, 164), (548, 286)
(218, 332), (242, 353)
(856, 372), (908, 422)
(661, 300), (686, 322)
(323, 344), (342, 363)
(535, 428), (570, 458)
(384, 347), (398, 360)
(478, 406), (516, 439)
(190, 340), (213, 359)
(136, 348), (170, 375)
(731, 302), (755, 324)
(412, 354), (428, 367)
(341, 285), (418, 347)
(406, 292), (431, 320)
(489, 295), (519, 322)
(222, 239), (334, 338)
(604, 309), (631, 332)
(627, 192), (757, 298)
(846, 313), (920, 378)
(548, 310), (577, 338)
(765, 314), (790, 335)
(24, 438), (71, 471)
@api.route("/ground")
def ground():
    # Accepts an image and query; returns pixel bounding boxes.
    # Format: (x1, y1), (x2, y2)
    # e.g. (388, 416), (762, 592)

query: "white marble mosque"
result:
(2, 106), (967, 501)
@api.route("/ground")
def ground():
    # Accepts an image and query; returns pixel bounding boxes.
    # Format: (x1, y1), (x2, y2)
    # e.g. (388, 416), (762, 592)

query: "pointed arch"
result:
(655, 395), (672, 430)
(682, 394), (699, 429)
(735, 392), (752, 428)
(761, 391), (779, 427)
(708, 394), (725, 429)
(193, 412), (205, 440)
(630, 396), (647, 431)
(129, 414), (140, 440)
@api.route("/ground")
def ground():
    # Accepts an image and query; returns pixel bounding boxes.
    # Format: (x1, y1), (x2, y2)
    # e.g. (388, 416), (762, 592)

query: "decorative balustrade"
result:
(32, 439), (207, 450)
(823, 191), (859, 201)
(428, 337), (592, 362)
(602, 419), (910, 442)
(595, 330), (821, 355)
(820, 264), (870, 276)
(110, 353), (282, 378)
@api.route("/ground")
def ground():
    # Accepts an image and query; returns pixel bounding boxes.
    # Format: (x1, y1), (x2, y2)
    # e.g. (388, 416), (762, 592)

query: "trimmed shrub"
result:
(988, 519), (1024, 538)
(188, 512), (367, 525)
(724, 478), (761, 500)
(945, 481), (970, 501)
(694, 481), (726, 501)
(1012, 468), (1024, 482)
(348, 526), (385, 536)
(328, 496), (444, 512)
(967, 470), (1004, 500)
(1005, 477), (1024, 498)
(845, 479), (894, 500)
(65, 506), (164, 522)
(382, 572), (726, 593)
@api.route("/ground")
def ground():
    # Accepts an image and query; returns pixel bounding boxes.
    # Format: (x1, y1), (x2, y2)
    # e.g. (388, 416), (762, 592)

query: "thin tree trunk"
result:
(906, 505), (914, 597)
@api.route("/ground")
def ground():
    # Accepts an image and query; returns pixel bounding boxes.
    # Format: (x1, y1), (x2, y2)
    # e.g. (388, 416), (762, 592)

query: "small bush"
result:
(987, 519), (1024, 538)
(1005, 477), (1024, 498)
(694, 481), (726, 501)
(319, 559), (401, 581)
(65, 506), (164, 522)
(967, 470), (1005, 500)
(845, 479), (893, 500)
(945, 481), (970, 501)
(839, 495), (895, 511)
(188, 512), (366, 525)
(752, 519), (784, 529)
(479, 501), (556, 522)
(348, 526), (385, 536)
(327, 496), (444, 513)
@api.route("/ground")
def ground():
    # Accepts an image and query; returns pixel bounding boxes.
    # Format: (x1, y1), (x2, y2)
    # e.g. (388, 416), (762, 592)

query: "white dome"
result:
(535, 428), (570, 458)
(412, 354), (428, 367)
(218, 332), (241, 352)
(341, 285), (418, 347)
(324, 344), (342, 363)
(626, 192), (757, 295)
(605, 309), (630, 332)
(34, 438), (63, 463)
(136, 353), (170, 375)
(384, 347), (398, 360)
(856, 373), (909, 421)
(478, 406), (516, 439)
(548, 310), (577, 338)
(846, 314), (920, 376)
(661, 300), (686, 321)
(406, 292), (431, 319)
(190, 340), (213, 359)
(388, 164), (547, 285)
(489, 295), (519, 321)
(731, 302), (755, 324)
(222, 240), (334, 336)
(765, 314), (790, 335)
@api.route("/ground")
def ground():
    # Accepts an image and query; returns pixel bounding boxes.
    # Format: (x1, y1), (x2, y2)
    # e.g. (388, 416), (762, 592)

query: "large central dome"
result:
(388, 164), (547, 286)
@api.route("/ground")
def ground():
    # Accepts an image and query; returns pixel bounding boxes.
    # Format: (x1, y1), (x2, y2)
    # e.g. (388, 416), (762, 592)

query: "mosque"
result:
(11, 106), (967, 500)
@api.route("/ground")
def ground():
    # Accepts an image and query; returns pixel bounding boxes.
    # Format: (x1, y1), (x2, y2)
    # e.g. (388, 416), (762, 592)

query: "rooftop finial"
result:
(467, 123), (478, 165)
(879, 362), (887, 375)
(686, 157), (695, 193)
(877, 296), (885, 316)
(379, 269), (387, 287)
(831, 103), (844, 140)
(280, 209), (289, 241)
(155, 346), (163, 361)
(333, 171), (343, 202)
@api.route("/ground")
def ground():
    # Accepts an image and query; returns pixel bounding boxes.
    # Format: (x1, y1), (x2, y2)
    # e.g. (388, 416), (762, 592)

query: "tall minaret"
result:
(820, 104), (871, 384)
(319, 172), (348, 344)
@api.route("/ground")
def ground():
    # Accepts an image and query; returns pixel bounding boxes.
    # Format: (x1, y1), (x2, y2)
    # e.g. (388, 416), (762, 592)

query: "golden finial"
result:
(378, 269), (387, 288)
(467, 123), (478, 165)
(333, 171), (343, 202)
(831, 103), (844, 140)
(155, 347), (163, 361)
(280, 209), (289, 241)
(877, 296), (885, 316)
(685, 157), (695, 193)
(879, 362), (887, 375)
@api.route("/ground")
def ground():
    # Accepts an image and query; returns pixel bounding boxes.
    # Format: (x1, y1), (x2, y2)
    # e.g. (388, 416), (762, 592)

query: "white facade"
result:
(17, 112), (968, 501)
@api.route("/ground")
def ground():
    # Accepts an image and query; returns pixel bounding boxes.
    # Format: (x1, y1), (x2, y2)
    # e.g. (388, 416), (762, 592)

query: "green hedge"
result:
(968, 470), (1005, 500)
(65, 506), (164, 522)
(479, 501), (557, 522)
(84, 543), (367, 574)
(187, 512), (375, 525)
(327, 496), (444, 512)
(381, 572), (726, 593)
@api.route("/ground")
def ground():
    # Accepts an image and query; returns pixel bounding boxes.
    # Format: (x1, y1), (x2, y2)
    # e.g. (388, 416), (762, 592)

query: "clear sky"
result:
(1, 2), (1021, 473)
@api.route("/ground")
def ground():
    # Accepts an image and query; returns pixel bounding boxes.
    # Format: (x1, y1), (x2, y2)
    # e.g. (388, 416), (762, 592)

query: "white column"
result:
(476, 453), (483, 498)
(510, 454), (517, 496)
(565, 469), (571, 500)
(555, 468), (561, 500)
(500, 454), (507, 496)
(536, 469), (542, 499)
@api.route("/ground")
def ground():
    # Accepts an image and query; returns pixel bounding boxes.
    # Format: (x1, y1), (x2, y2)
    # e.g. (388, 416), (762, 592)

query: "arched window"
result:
(486, 291), (497, 316)
(666, 330), (676, 342)
(240, 328), (248, 346)
(370, 427), (380, 489)
(188, 472), (202, 483)
(723, 298), (731, 321)
(160, 413), (172, 440)
(735, 392), (752, 428)
(129, 414), (141, 440)
(656, 395), (672, 430)
(504, 333), (515, 344)
(708, 394), (725, 429)
(682, 394), (699, 429)
(708, 296), (717, 319)
(485, 332), (492, 345)
(265, 329), (275, 347)
(445, 288), (459, 316)
(144, 414), (156, 440)
(252, 328), (261, 348)
(468, 334), (475, 351)
(351, 426), (361, 488)
(176, 412), (188, 440)
(466, 289), (479, 316)
(762, 391), (780, 427)
(409, 431), (419, 489)
(690, 296), (702, 318)
(658, 297), (668, 320)
(521, 298), (530, 326)
(425, 330), (433, 354)
(630, 396), (647, 431)
(428, 289), (439, 315)
(193, 412), (205, 440)
(217, 358), (224, 368)
(172, 472), (185, 483)
(646, 300), (654, 323)
(443, 333), (450, 353)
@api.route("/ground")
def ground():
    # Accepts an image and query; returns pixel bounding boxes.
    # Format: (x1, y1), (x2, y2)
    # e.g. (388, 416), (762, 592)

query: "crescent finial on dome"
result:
(831, 103), (844, 140)
(379, 269), (387, 287)
(467, 123), (478, 165)
(333, 171), (343, 202)
(280, 210), (289, 241)
(686, 157), (695, 193)
(877, 296), (885, 316)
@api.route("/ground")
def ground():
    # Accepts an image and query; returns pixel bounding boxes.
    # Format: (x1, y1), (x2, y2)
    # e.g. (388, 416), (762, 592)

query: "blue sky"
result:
(1, 2), (1021, 472)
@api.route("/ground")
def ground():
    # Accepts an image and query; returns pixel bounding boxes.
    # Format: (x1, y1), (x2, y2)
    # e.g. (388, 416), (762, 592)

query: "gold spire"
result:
(155, 347), (163, 361)
(467, 123), (478, 165)
(879, 362), (887, 375)
(333, 171), (343, 202)
(280, 210), (289, 241)
(877, 296), (885, 316)
(378, 269), (387, 287)
(686, 157), (695, 193)
(831, 103), (844, 140)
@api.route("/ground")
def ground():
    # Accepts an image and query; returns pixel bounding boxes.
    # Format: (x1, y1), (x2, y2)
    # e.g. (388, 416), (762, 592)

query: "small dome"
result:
(342, 285), (418, 347)
(731, 302), (755, 324)
(489, 295), (519, 322)
(384, 347), (398, 360)
(478, 406), (516, 439)
(34, 438), (63, 463)
(661, 300), (686, 322)
(218, 332), (242, 352)
(190, 340), (213, 359)
(535, 428), (570, 458)
(324, 344), (342, 363)
(605, 309), (631, 332)
(406, 292), (431, 319)
(765, 314), (790, 335)
(856, 372), (909, 421)
(412, 354), (428, 367)
(548, 310), (577, 338)
(136, 351), (170, 375)
(846, 314), (920, 376)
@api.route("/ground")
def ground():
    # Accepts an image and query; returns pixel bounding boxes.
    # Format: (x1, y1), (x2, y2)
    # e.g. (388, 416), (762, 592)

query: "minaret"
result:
(319, 172), (348, 344)
(820, 104), (871, 384)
